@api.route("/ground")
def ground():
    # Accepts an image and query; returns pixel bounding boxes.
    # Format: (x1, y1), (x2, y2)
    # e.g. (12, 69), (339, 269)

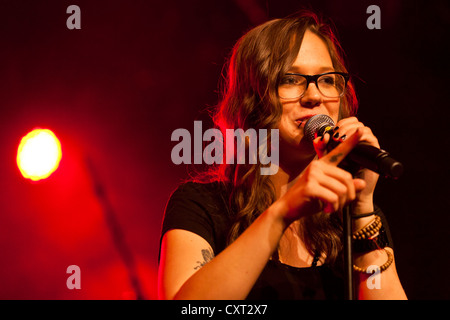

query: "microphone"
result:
(304, 114), (403, 178)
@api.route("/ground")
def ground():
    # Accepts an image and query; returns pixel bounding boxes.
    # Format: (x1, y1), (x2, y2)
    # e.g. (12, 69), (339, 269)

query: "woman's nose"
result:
(300, 83), (322, 108)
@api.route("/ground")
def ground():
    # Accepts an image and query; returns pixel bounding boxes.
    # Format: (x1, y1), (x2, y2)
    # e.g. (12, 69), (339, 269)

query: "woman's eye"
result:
(280, 75), (300, 85)
(319, 76), (335, 85)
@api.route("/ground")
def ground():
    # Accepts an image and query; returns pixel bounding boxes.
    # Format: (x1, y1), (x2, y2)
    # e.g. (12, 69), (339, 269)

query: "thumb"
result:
(353, 178), (366, 192)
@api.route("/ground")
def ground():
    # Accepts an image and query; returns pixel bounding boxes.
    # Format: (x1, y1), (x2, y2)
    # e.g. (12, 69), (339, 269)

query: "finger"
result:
(319, 177), (367, 212)
(313, 132), (331, 158)
(313, 186), (340, 214)
(319, 178), (352, 210)
(335, 116), (359, 127)
(323, 202), (335, 214)
(311, 162), (359, 208)
(332, 123), (363, 143)
(334, 120), (380, 149)
(321, 128), (362, 166)
(319, 167), (358, 209)
(306, 176), (366, 215)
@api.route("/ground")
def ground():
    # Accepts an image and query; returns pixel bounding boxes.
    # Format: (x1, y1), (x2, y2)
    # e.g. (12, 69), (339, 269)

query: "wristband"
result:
(351, 206), (381, 219)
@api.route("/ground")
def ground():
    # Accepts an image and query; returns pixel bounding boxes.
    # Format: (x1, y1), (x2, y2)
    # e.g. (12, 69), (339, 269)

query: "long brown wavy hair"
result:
(196, 11), (358, 265)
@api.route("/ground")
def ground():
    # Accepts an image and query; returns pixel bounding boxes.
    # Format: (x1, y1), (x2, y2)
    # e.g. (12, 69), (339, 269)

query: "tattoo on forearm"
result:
(329, 152), (343, 163)
(194, 248), (214, 270)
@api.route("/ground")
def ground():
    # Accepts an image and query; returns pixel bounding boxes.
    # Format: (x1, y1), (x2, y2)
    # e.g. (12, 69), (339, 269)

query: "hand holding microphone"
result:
(304, 114), (404, 179)
(278, 114), (403, 223)
(279, 126), (367, 223)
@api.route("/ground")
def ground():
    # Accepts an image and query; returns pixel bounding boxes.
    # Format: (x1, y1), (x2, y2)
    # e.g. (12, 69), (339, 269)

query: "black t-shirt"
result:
(160, 181), (392, 300)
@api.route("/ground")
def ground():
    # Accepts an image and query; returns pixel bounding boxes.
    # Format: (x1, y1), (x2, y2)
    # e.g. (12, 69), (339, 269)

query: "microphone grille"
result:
(304, 114), (335, 141)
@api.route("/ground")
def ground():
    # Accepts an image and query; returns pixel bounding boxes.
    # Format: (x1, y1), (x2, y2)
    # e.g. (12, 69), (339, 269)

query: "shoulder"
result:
(167, 180), (229, 211)
(171, 180), (223, 196)
(161, 180), (232, 254)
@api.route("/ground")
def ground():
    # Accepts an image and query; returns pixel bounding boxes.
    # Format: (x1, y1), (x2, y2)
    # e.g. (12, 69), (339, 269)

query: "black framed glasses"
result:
(278, 72), (349, 99)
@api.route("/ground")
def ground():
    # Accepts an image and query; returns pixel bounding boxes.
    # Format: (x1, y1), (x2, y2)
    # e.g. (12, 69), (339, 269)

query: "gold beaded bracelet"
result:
(352, 216), (382, 241)
(353, 248), (394, 274)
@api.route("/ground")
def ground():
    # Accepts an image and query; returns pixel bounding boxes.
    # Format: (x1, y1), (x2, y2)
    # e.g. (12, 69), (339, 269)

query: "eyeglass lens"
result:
(278, 73), (346, 99)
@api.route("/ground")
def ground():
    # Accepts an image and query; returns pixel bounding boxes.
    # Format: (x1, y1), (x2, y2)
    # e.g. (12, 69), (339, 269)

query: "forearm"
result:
(354, 247), (407, 299)
(173, 201), (287, 300)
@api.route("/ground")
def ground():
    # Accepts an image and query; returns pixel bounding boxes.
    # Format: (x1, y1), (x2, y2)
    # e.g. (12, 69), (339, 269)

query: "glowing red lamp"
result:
(17, 128), (62, 181)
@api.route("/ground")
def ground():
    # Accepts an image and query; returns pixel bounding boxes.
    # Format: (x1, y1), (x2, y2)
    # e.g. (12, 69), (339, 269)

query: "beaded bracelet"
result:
(353, 227), (389, 254)
(352, 216), (382, 241)
(353, 248), (394, 274)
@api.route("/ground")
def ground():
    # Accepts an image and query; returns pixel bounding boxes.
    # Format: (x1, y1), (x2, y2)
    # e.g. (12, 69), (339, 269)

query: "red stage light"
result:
(17, 128), (62, 181)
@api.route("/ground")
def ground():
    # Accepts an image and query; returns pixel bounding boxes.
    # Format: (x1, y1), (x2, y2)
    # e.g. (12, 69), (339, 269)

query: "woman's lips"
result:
(295, 115), (317, 128)
(295, 120), (305, 128)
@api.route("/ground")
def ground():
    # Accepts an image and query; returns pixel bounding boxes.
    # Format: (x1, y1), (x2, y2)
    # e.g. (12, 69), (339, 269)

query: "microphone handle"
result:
(327, 139), (404, 179)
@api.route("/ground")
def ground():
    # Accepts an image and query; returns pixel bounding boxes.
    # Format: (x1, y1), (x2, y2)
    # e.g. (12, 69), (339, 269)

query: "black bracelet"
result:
(351, 206), (381, 219)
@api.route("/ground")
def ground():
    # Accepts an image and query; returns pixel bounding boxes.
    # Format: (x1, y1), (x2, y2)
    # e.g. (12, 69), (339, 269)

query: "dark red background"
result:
(0, 0), (448, 299)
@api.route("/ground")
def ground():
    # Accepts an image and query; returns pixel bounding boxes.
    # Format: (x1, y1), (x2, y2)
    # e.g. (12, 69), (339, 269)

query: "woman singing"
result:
(158, 10), (406, 300)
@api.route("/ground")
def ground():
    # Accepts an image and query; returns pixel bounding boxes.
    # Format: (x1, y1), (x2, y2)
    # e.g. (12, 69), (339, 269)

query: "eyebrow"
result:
(288, 66), (335, 74)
